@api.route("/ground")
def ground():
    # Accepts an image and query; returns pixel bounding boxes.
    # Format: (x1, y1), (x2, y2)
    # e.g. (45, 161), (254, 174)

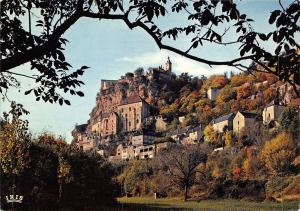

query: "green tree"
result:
(279, 106), (299, 138)
(118, 160), (152, 196)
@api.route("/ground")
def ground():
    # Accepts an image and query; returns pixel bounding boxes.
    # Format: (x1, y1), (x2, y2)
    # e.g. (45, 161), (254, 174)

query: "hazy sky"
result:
(0, 1), (295, 142)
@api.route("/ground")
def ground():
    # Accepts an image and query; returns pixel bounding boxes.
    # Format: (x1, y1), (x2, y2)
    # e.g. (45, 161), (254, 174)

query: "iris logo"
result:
(5, 195), (23, 204)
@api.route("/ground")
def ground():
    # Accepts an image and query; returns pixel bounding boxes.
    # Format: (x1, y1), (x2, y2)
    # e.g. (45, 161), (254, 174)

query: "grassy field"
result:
(111, 197), (300, 211)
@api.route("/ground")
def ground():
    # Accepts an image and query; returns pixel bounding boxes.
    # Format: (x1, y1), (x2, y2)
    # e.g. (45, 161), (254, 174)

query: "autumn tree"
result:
(236, 83), (253, 99)
(223, 130), (234, 147)
(1, 0), (299, 103)
(58, 157), (72, 203)
(202, 75), (228, 90)
(0, 102), (31, 196)
(155, 144), (208, 201)
(261, 132), (296, 175)
(204, 124), (218, 144)
(216, 85), (236, 104)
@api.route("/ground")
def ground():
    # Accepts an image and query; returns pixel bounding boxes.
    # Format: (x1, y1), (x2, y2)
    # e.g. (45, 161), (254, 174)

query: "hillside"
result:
(71, 58), (299, 153)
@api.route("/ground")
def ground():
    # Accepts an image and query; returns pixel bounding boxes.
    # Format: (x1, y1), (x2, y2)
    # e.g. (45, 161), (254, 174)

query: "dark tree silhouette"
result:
(155, 144), (208, 201)
(1, 0), (299, 103)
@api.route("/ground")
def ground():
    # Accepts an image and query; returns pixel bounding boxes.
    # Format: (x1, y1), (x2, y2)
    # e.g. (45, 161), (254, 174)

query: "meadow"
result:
(113, 197), (300, 211)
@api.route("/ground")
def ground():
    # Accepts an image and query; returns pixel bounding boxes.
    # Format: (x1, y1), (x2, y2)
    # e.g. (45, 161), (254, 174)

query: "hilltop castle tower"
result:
(165, 57), (172, 72)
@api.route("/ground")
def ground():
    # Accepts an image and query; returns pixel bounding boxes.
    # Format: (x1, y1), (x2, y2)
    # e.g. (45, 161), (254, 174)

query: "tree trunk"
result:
(58, 183), (63, 203)
(184, 185), (188, 202)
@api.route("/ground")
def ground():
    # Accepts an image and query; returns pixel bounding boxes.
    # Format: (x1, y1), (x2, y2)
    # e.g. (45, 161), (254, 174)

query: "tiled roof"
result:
(212, 113), (234, 124)
(119, 95), (146, 106)
(169, 126), (191, 136)
(266, 99), (284, 107)
(240, 111), (259, 119)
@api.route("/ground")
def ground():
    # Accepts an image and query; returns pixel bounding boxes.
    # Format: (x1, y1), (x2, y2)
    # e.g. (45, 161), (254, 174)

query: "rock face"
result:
(72, 59), (173, 151)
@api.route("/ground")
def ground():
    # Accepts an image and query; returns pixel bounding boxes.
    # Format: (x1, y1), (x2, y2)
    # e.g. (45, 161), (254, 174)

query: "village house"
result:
(71, 124), (87, 150)
(262, 100), (285, 127)
(212, 113), (235, 133)
(134, 145), (155, 159)
(233, 111), (261, 134)
(109, 144), (135, 162)
(207, 88), (221, 101)
(154, 115), (168, 131)
(93, 112), (119, 136)
(169, 126), (191, 142)
(181, 125), (203, 145)
(178, 116), (186, 123)
(130, 130), (156, 147)
(80, 136), (97, 151)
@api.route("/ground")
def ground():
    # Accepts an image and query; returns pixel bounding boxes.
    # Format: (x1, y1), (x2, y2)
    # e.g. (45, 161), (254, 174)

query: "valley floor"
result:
(109, 197), (300, 211)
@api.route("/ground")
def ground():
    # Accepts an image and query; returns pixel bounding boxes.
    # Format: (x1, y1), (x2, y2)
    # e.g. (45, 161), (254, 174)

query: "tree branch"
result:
(4, 71), (37, 80)
(1, 11), (82, 72)
(1, 9), (257, 73)
(84, 12), (256, 67)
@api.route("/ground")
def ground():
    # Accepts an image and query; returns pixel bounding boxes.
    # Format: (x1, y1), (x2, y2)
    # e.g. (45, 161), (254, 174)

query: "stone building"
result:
(80, 135), (97, 151)
(212, 113), (234, 133)
(90, 95), (150, 139)
(117, 95), (150, 132)
(154, 115), (168, 131)
(262, 100), (285, 126)
(71, 124), (87, 150)
(109, 144), (135, 162)
(134, 145), (155, 159)
(181, 125), (203, 145)
(100, 79), (117, 91)
(130, 131), (156, 147)
(233, 111), (261, 134)
(207, 88), (221, 101)
(98, 112), (118, 136)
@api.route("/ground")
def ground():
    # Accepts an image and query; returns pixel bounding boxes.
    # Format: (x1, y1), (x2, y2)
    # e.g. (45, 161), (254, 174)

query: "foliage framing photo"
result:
(0, 102), (115, 210)
(1, 0), (299, 103)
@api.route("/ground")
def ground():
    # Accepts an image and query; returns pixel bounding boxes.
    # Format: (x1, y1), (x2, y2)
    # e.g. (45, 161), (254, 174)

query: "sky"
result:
(0, 1), (294, 142)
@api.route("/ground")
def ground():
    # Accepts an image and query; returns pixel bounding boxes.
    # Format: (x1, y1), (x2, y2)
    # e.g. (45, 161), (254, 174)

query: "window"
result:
(136, 119), (139, 124)
(129, 121), (131, 127)
(238, 121), (239, 125)
(129, 107), (131, 111)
